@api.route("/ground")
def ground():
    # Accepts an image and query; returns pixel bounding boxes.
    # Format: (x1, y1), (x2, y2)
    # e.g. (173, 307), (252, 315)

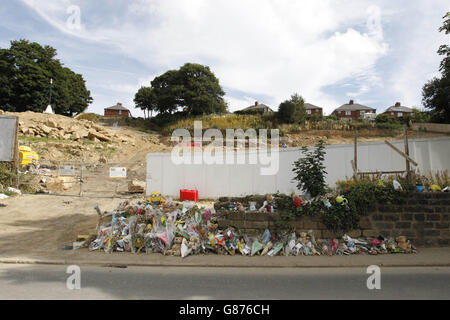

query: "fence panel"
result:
(146, 137), (450, 199)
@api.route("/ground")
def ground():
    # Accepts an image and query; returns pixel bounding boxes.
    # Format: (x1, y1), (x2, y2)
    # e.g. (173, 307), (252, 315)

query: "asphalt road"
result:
(0, 264), (449, 300)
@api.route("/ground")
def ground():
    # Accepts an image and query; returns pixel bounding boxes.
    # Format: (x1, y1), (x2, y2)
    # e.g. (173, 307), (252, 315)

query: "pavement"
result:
(1, 247), (450, 268)
(1, 264), (449, 299)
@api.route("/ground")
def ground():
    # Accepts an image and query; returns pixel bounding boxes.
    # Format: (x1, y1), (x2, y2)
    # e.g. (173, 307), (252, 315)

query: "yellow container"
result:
(19, 146), (39, 167)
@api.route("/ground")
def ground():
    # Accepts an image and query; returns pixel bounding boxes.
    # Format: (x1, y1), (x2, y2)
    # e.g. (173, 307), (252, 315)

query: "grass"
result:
(161, 114), (273, 135)
(19, 136), (71, 144)
(0, 163), (16, 190)
(75, 113), (102, 122)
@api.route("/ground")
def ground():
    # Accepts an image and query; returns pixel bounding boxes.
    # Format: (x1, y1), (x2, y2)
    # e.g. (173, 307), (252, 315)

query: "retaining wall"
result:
(412, 123), (450, 134)
(217, 193), (450, 247)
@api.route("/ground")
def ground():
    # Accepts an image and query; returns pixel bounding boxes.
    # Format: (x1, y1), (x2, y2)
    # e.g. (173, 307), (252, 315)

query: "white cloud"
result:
(18, 0), (448, 115)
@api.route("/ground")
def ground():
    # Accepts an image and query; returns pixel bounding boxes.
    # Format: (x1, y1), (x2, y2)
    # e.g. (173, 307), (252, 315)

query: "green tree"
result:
(134, 86), (157, 118)
(178, 63), (227, 115)
(151, 69), (183, 114)
(277, 93), (306, 124)
(292, 140), (327, 197)
(422, 13), (450, 123)
(149, 63), (227, 115)
(412, 108), (431, 123)
(0, 40), (92, 115)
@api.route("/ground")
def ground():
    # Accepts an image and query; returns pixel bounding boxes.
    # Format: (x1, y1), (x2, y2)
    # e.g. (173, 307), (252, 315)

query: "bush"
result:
(277, 93), (306, 124)
(321, 201), (359, 233)
(0, 163), (16, 190)
(292, 140), (327, 197)
(375, 122), (403, 130)
(307, 114), (324, 122)
(336, 178), (406, 216)
(325, 115), (339, 121)
(412, 108), (431, 123)
(375, 113), (391, 124)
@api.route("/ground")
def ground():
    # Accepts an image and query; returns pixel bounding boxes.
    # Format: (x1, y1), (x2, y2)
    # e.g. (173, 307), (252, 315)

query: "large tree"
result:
(149, 63), (227, 115)
(0, 39), (92, 115)
(177, 63), (227, 115)
(422, 13), (450, 123)
(134, 86), (157, 118)
(277, 93), (307, 124)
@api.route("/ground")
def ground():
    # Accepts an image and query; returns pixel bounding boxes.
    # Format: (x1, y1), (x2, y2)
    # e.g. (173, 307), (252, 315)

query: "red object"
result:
(331, 238), (338, 253)
(370, 238), (382, 246)
(180, 189), (199, 202)
(294, 197), (302, 208)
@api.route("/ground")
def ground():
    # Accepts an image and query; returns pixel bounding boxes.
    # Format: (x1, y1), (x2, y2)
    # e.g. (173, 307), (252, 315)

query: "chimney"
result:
(255, 101), (259, 106)
(395, 102), (401, 107)
(349, 100), (354, 105)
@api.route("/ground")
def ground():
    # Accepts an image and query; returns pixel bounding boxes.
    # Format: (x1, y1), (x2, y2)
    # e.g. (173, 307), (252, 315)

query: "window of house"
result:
(360, 111), (365, 116)
(119, 110), (122, 115)
(345, 111), (351, 116)
(306, 110), (311, 115)
(398, 112), (403, 117)
(391, 112), (394, 115)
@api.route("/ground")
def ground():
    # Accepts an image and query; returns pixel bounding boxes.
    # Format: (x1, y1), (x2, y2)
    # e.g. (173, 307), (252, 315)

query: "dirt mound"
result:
(5, 111), (171, 162)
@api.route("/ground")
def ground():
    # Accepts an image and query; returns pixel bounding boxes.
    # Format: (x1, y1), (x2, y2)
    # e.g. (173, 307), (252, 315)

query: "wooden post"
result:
(353, 131), (358, 180)
(12, 116), (19, 188)
(384, 140), (418, 166)
(404, 126), (411, 181)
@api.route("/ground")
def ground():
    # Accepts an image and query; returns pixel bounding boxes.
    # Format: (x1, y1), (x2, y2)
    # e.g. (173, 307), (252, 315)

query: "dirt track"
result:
(0, 194), (129, 260)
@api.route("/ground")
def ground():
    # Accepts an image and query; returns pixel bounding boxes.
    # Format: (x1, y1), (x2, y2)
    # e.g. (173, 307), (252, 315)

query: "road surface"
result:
(0, 264), (449, 300)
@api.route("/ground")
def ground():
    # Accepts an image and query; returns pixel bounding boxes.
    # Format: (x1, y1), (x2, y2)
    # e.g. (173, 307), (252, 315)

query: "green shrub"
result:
(277, 93), (306, 124)
(292, 140), (327, 197)
(321, 201), (359, 233)
(307, 114), (324, 122)
(375, 122), (403, 130)
(0, 163), (16, 190)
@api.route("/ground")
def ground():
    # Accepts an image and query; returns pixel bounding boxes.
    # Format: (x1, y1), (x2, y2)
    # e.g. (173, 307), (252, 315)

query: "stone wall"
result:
(217, 193), (450, 247)
(412, 122), (450, 134)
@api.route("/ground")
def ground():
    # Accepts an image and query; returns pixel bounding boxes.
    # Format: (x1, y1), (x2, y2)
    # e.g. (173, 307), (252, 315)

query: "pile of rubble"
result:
(75, 199), (417, 257)
(17, 114), (133, 143)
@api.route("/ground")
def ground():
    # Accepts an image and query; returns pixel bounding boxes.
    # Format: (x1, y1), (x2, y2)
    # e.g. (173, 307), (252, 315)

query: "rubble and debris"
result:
(128, 180), (146, 193)
(75, 199), (417, 257)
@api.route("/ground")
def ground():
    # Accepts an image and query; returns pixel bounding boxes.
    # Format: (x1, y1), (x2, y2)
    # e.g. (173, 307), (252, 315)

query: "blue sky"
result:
(0, 0), (449, 117)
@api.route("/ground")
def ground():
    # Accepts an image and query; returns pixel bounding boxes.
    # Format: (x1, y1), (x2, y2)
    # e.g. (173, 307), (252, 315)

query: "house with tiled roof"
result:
(332, 100), (376, 120)
(384, 102), (413, 118)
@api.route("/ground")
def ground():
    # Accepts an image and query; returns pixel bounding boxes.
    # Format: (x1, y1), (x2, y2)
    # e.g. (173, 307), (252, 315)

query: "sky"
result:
(0, 0), (449, 117)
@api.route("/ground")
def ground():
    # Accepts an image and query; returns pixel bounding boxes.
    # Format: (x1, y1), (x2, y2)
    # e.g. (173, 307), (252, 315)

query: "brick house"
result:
(332, 100), (376, 120)
(384, 102), (413, 118)
(305, 103), (323, 116)
(240, 101), (274, 114)
(104, 103), (131, 118)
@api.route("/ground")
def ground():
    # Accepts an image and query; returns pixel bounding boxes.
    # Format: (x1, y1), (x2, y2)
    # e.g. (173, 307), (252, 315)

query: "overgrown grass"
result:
(76, 113), (102, 122)
(0, 163), (16, 190)
(19, 136), (71, 144)
(161, 114), (273, 135)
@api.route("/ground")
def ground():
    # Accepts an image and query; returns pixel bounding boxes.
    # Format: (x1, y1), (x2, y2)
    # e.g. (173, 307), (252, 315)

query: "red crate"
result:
(180, 189), (198, 202)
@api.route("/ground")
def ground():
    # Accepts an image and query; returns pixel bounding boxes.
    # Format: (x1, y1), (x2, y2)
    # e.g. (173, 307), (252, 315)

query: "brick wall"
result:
(216, 193), (450, 247)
